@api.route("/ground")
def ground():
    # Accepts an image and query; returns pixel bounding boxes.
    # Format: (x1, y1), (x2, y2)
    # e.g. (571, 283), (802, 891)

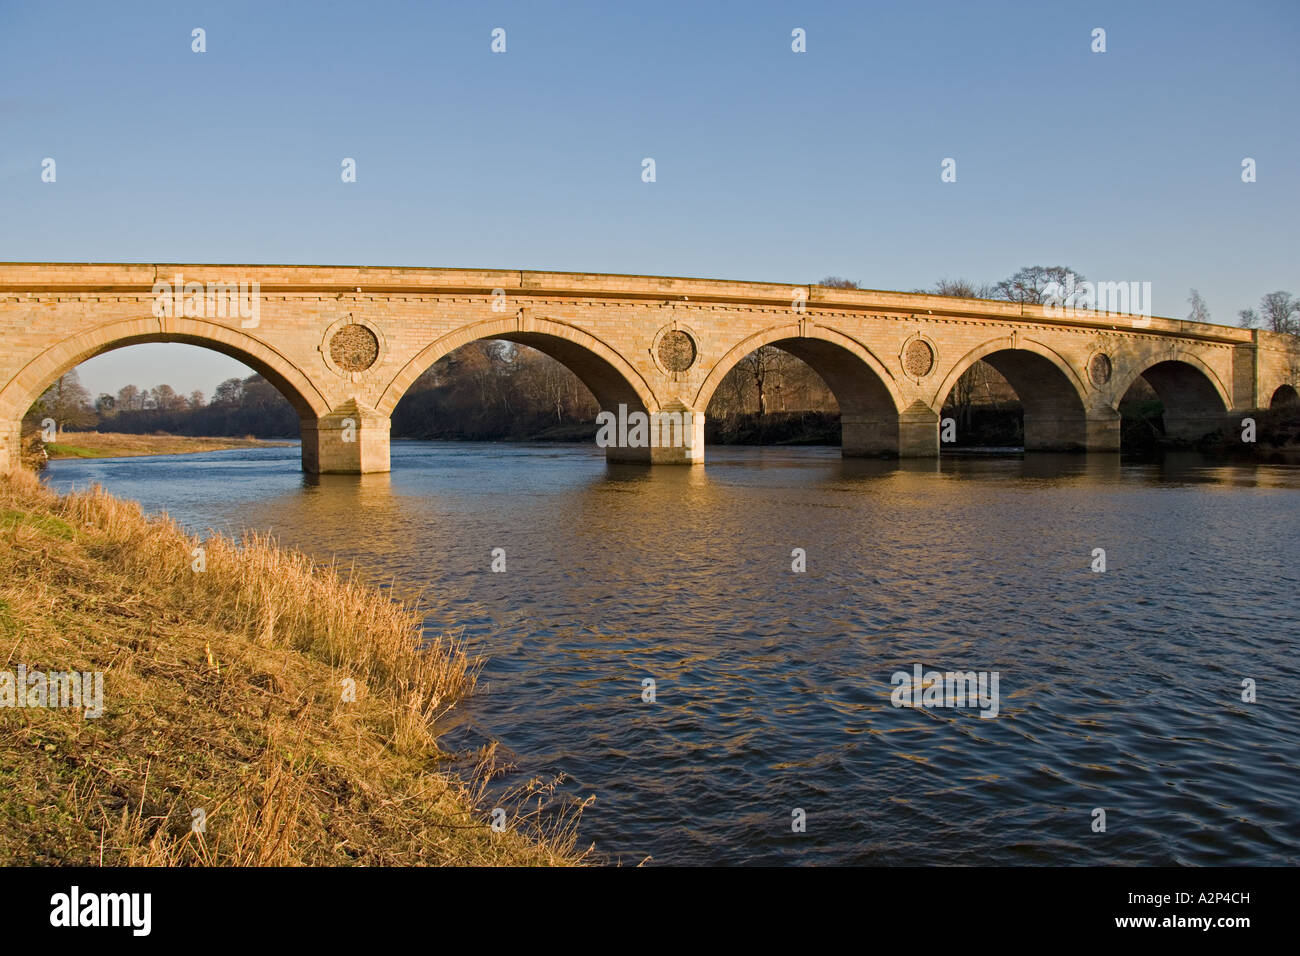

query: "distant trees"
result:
(392, 341), (599, 440)
(87, 373), (298, 437)
(741, 350), (772, 416)
(918, 278), (999, 299)
(1238, 291), (1299, 335)
(25, 370), (95, 433)
(1238, 291), (1300, 392)
(911, 268), (1080, 303)
(707, 346), (835, 420)
(150, 384), (184, 412)
(212, 377), (245, 406)
(945, 362), (1016, 435)
(1187, 289), (1211, 324)
(115, 384), (143, 411)
(993, 266), (1084, 305)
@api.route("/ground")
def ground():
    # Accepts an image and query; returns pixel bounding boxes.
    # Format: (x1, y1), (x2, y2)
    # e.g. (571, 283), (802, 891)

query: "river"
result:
(43, 442), (1300, 865)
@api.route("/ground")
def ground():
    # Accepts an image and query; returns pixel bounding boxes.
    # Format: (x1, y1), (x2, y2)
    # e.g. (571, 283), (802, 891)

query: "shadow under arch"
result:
(1111, 354), (1230, 441)
(693, 324), (905, 456)
(1270, 384), (1299, 409)
(0, 316), (331, 424)
(378, 316), (659, 419)
(932, 337), (1089, 450)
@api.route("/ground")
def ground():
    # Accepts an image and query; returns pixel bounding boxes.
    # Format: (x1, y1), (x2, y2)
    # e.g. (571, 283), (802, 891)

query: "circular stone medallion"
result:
(1089, 352), (1112, 387)
(904, 339), (935, 377)
(329, 324), (379, 372)
(657, 330), (697, 372)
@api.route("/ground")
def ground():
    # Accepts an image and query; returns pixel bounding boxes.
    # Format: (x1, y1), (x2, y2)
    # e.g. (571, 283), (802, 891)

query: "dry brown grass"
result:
(44, 431), (290, 460)
(0, 469), (591, 865)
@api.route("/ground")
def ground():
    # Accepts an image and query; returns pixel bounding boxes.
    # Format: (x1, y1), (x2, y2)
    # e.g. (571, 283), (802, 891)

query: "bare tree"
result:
(116, 383), (141, 410)
(994, 266), (1085, 304)
(212, 378), (244, 406)
(819, 276), (860, 289)
(150, 384), (187, 412)
(923, 278), (999, 299)
(1259, 291), (1299, 335)
(1238, 292), (1298, 334)
(945, 361), (1014, 432)
(30, 371), (94, 432)
(1187, 289), (1210, 324)
(1238, 292), (1300, 397)
(738, 348), (776, 415)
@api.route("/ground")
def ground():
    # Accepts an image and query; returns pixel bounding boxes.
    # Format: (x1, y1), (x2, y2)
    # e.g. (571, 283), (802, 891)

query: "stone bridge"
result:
(1, 263), (1296, 473)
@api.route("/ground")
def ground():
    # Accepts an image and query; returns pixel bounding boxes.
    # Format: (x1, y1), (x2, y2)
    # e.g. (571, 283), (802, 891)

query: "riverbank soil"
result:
(0, 469), (584, 865)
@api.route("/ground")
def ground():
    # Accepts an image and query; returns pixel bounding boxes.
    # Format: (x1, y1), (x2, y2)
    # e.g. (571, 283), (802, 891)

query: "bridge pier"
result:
(1022, 414), (1088, 451)
(1, 420), (19, 474)
(842, 415), (903, 457)
(602, 402), (705, 465)
(1084, 406), (1122, 452)
(898, 402), (940, 458)
(301, 400), (390, 474)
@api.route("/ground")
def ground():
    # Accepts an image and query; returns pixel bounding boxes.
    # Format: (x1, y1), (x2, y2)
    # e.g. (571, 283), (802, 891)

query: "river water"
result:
(43, 442), (1300, 865)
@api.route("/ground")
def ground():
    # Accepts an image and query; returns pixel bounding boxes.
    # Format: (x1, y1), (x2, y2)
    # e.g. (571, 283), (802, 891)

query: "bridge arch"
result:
(932, 337), (1090, 450)
(1112, 353), (1231, 441)
(378, 315), (659, 419)
(693, 324), (905, 456)
(1270, 384), (1298, 409)
(0, 316), (331, 424)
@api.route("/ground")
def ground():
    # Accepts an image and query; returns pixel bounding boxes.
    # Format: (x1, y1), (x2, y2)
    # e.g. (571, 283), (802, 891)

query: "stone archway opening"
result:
(700, 335), (903, 456)
(939, 359), (1020, 449)
(390, 338), (602, 443)
(1270, 384), (1299, 409)
(1117, 359), (1229, 446)
(384, 323), (678, 464)
(24, 343), (303, 437)
(939, 349), (1087, 452)
(703, 343), (838, 447)
(4, 331), (329, 473)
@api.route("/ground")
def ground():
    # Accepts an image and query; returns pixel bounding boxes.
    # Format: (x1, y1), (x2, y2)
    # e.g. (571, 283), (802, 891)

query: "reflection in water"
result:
(43, 442), (1300, 865)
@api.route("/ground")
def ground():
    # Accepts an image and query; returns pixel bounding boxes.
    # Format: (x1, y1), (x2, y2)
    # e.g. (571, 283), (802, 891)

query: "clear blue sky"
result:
(1, 0), (1296, 399)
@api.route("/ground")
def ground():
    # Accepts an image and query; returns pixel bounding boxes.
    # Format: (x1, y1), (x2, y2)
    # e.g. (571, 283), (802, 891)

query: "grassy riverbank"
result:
(42, 431), (291, 460)
(0, 468), (586, 865)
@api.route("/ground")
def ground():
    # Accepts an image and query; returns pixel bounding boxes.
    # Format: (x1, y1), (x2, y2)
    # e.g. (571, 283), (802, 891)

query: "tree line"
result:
(25, 373), (299, 438)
